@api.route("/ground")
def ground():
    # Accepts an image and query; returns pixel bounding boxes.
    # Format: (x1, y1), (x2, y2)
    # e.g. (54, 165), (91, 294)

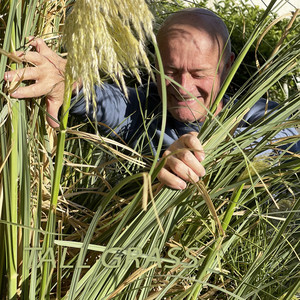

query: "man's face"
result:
(157, 24), (231, 123)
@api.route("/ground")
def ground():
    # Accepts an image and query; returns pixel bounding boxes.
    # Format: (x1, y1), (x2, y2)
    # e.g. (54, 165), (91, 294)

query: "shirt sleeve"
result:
(240, 98), (300, 153)
(69, 83), (149, 142)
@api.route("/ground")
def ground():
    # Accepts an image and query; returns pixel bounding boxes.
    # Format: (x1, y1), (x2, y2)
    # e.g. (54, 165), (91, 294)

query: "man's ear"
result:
(222, 52), (235, 80)
(227, 52), (235, 70)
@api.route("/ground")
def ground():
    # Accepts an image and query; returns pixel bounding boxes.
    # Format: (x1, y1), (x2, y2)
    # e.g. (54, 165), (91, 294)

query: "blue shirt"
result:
(69, 82), (299, 154)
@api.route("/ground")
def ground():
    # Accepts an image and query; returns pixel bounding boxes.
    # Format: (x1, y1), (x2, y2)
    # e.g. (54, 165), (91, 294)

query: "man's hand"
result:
(4, 37), (68, 128)
(157, 132), (205, 189)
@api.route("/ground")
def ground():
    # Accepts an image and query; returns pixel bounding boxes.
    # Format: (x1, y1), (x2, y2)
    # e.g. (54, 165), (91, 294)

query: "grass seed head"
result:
(239, 156), (272, 181)
(63, 0), (154, 104)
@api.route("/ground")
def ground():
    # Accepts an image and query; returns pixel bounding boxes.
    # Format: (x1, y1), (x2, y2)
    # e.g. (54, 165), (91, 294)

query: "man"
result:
(3, 8), (299, 189)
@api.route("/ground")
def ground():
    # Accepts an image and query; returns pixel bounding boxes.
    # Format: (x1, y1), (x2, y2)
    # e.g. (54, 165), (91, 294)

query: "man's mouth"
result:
(173, 94), (201, 103)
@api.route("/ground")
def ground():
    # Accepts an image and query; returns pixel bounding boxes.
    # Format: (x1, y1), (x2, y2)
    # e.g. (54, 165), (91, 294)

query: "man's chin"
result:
(170, 109), (206, 123)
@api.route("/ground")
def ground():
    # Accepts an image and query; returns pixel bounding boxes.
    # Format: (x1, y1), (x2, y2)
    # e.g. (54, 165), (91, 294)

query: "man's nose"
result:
(175, 73), (193, 95)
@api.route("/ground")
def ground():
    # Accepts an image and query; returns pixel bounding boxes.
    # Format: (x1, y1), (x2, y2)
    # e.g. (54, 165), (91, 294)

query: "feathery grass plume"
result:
(63, 0), (155, 104)
(238, 156), (272, 181)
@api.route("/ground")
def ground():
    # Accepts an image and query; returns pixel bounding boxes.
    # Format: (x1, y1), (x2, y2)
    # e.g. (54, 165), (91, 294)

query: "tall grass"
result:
(0, 0), (299, 299)
(0, 1), (68, 298)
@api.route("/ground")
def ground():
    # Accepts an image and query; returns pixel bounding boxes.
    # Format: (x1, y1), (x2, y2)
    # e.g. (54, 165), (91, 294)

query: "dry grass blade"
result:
(0, 146), (11, 174)
(66, 129), (147, 167)
(142, 173), (164, 232)
(4, 71), (25, 95)
(269, 9), (299, 57)
(148, 174), (164, 233)
(201, 279), (232, 299)
(255, 9), (299, 70)
(142, 172), (149, 211)
(194, 180), (225, 237)
(107, 264), (157, 299)
(0, 48), (22, 63)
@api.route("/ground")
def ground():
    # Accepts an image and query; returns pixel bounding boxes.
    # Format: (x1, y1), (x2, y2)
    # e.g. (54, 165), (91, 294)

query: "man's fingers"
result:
(10, 82), (50, 98)
(156, 132), (206, 189)
(14, 38), (59, 65)
(29, 38), (60, 62)
(164, 155), (202, 183)
(174, 149), (206, 177)
(4, 67), (40, 82)
(180, 133), (205, 161)
(12, 50), (44, 65)
(157, 167), (187, 190)
(20, 51), (45, 65)
(29, 37), (49, 53)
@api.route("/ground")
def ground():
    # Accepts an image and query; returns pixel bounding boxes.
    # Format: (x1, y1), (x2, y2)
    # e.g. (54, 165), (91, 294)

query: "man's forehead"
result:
(159, 12), (222, 34)
(161, 25), (215, 41)
(158, 25), (222, 56)
(157, 9), (230, 50)
(158, 18), (225, 47)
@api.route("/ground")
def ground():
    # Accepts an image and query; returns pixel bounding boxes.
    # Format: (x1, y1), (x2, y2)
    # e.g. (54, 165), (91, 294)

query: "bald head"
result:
(157, 8), (232, 62)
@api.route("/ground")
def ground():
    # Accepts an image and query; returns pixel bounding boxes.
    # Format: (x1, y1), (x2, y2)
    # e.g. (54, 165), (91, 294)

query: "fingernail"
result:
(177, 180), (186, 190)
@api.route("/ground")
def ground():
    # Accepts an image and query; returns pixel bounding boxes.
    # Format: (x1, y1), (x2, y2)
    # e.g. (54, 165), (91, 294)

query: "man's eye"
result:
(193, 74), (204, 79)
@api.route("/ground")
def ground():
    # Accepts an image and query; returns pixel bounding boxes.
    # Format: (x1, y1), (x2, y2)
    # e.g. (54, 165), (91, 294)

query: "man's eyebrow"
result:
(164, 65), (211, 71)
(163, 65), (177, 69)
(190, 68), (211, 72)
